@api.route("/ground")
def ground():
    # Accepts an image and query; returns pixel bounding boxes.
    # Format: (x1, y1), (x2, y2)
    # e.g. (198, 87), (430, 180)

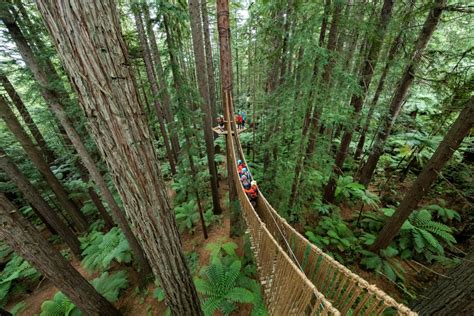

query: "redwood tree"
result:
(0, 95), (88, 232)
(358, 1), (447, 186)
(0, 149), (82, 257)
(188, 0), (222, 215)
(36, 1), (202, 313)
(371, 96), (474, 251)
(0, 194), (120, 316)
(323, 0), (394, 203)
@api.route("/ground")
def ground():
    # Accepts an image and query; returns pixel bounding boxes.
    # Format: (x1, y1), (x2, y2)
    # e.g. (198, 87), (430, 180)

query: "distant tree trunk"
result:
(304, 0), (343, 159)
(0, 149), (82, 257)
(354, 33), (402, 160)
(323, 0), (394, 203)
(188, 0), (222, 215)
(143, 3), (181, 162)
(287, 0), (331, 209)
(217, 0), (243, 237)
(132, 6), (176, 174)
(4, 8), (151, 275)
(76, 164), (114, 230)
(0, 74), (56, 164)
(36, 1), (202, 314)
(201, 0), (218, 121)
(411, 247), (474, 315)
(358, 1), (447, 187)
(371, 97), (473, 251)
(0, 194), (120, 316)
(0, 95), (88, 232)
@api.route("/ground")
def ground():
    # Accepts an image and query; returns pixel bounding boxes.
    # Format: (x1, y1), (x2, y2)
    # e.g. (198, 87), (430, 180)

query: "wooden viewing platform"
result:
(212, 126), (248, 135)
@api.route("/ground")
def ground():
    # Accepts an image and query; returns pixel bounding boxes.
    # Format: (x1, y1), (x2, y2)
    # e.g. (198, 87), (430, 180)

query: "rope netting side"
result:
(226, 101), (415, 315)
(224, 96), (339, 315)
(256, 194), (416, 316)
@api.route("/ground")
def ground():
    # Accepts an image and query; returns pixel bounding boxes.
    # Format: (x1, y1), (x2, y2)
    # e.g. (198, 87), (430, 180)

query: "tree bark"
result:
(0, 194), (120, 316)
(201, 0), (218, 121)
(371, 96), (474, 251)
(354, 33), (402, 160)
(358, 1), (447, 187)
(189, 0), (222, 215)
(217, 0), (243, 237)
(323, 0), (394, 203)
(142, 3), (181, 163)
(0, 95), (88, 232)
(132, 6), (176, 175)
(0, 73), (56, 164)
(36, 1), (202, 314)
(4, 7), (152, 276)
(0, 149), (82, 257)
(287, 0), (332, 210)
(410, 247), (474, 315)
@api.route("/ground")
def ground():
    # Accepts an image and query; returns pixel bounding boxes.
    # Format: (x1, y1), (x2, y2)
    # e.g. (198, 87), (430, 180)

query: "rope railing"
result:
(224, 92), (339, 315)
(222, 90), (415, 315)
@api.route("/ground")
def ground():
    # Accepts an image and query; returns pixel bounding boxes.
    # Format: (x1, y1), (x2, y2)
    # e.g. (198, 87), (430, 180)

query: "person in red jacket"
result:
(237, 114), (243, 129)
(245, 180), (259, 206)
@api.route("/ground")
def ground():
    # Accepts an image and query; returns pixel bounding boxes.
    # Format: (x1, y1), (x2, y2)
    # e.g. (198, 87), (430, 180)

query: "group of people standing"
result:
(237, 159), (258, 206)
(235, 111), (247, 129)
(216, 110), (247, 131)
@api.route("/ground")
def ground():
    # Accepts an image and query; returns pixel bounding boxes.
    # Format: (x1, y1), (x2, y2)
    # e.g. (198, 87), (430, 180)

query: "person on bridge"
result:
(244, 180), (259, 206)
(236, 113), (243, 129)
(237, 160), (246, 174)
(217, 115), (225, 131)
(241, 110), (247, 128)
(241, 167), (252, 181)
(240, 174), (251, 190)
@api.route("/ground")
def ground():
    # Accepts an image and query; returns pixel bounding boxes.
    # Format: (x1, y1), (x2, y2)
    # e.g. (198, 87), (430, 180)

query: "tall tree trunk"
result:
(0, 74), (56, 164)
(132, 6), (176, 174)
(354, 33), (402, 160)
(304, 0), (343, 159)
(323, 0), (394, 203)
(201, 0), (218, 121)
(371, 96), (473, 251)
(0, 149), (82, 257)
(287, 0), (331, 209)
(410, 247), (474, 315)
(4, 8), (152, 276)
(36, 1), (202, 314)
(76, 163), (114, 230)
(0, 194), (120, 316)
(0, 95), (88, 232)
(358, 1), (447, 187)
(217, 0), (242, 237)
(188, 0), (222, 215)
(142, 3), (181, 162)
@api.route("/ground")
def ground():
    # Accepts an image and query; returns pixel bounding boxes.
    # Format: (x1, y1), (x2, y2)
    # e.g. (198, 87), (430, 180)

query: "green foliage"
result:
(205, 240), (238, 263)
(359, 249), (405, 283)
(91, 271), (129, 302)
(40, 292), (79, 316)
(175, 200), (200, 233)
(195, 258), (254, 316)
(186, 251), (200, 275)
(361, 208), (457, 263)
(335, 176), (380, 207)
(306, 216), (357, 261)
(422, 204), (461, 223)
(0, 254), (40, 307)
(40, 271), (128, 316)
(9, 302), (26, 316)
(80, 227), (132, 272)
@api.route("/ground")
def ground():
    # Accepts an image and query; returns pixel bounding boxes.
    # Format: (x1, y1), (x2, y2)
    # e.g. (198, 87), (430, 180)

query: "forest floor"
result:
(6, 175), (249, 316)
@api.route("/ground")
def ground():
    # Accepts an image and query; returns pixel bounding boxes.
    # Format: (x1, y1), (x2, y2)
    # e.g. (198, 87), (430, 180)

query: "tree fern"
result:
(40, 271), (128, 316)
(80, 227), (132, 272)
(195, 258), (254, 316)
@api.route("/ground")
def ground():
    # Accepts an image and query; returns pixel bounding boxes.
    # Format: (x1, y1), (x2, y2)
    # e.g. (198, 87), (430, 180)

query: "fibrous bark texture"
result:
(35, 1), (202, 314)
